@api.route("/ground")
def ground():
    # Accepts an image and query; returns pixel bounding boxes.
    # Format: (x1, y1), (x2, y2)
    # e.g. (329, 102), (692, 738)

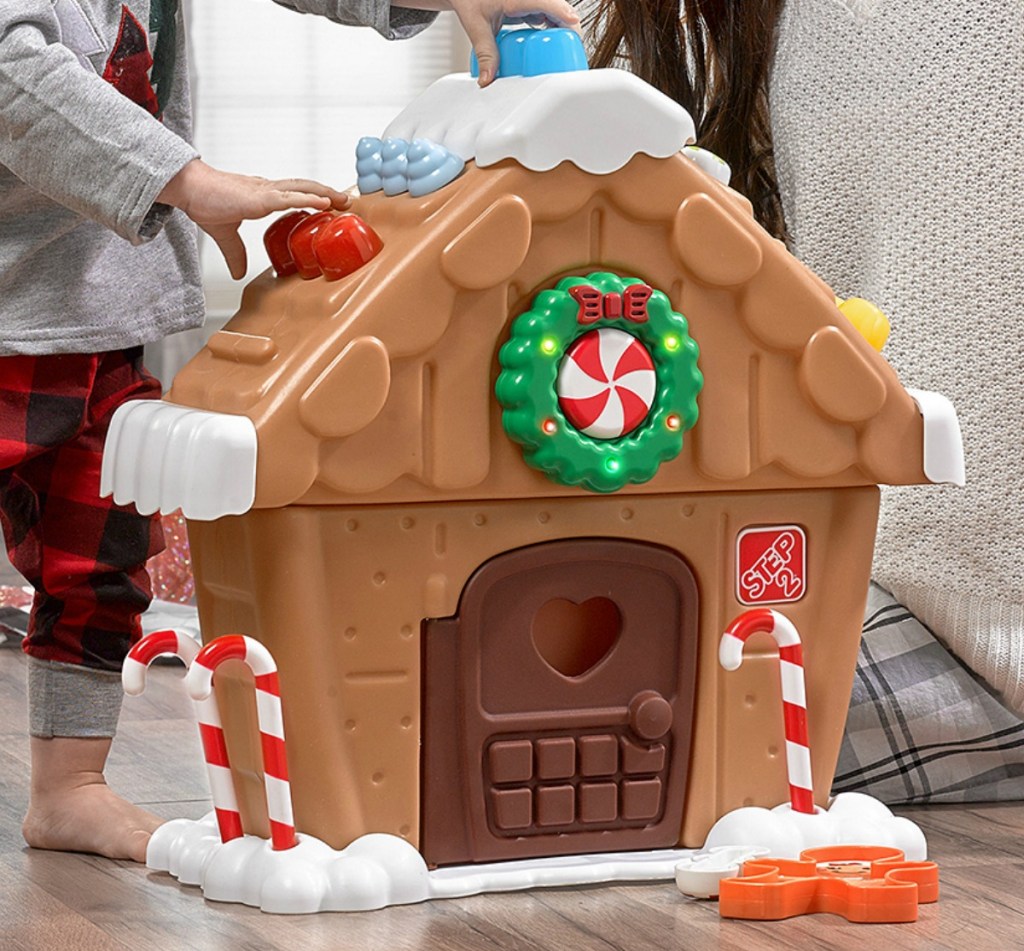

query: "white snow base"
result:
(146, 814), (694, 914)
(148, 793), (926, 914)
(702, 793), (927, 861)
(673, 793), (927, 899)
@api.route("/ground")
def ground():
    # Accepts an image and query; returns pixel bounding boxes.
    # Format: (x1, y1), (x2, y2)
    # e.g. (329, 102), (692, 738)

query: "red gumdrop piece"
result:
(312, 213), (384, 282)
(263, 210), (310, 277)
(286, 211), (336, 280)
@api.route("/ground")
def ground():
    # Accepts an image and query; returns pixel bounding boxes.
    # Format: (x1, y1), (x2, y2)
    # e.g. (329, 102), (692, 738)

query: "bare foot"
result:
(23, 781), (164, 863)
(24, 736), (164, 863)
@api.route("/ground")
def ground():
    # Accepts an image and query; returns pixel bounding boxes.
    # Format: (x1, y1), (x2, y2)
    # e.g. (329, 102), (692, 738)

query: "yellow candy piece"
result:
(837, 297), (891, 351)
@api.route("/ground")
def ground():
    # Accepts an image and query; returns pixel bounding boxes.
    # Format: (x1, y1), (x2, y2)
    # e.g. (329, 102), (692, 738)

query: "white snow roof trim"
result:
(383, 69), (696, 176)
(100, 400), (257, 521)
(907, 388), (966, 486)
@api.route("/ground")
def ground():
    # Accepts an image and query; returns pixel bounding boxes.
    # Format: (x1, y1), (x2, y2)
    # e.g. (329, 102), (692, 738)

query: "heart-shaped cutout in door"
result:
(531, 597), (622, 678)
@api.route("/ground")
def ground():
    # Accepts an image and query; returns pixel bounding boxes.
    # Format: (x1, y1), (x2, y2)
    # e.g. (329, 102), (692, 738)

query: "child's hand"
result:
(395, 1), (581, 86)
(157, 159), (351, 279)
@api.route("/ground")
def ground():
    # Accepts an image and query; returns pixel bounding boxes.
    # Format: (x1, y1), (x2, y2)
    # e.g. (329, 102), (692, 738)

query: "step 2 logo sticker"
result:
(736, 526), (807, 605)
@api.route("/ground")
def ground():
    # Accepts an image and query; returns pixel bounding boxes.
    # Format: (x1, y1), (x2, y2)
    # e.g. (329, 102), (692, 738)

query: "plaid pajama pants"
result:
(0, 348), (164, 671)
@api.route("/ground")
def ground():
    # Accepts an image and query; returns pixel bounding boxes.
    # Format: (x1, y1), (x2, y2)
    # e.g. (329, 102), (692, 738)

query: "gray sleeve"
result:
(272, 0), (438, 40)
(0, 3), (198, 245)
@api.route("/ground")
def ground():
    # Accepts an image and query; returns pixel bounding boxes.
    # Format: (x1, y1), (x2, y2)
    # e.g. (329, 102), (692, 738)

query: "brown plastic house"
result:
(105, 62), (962, 866)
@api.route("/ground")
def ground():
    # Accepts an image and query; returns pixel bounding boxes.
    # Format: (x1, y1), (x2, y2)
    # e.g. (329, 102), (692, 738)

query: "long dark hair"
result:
(585, 1), (788, 241)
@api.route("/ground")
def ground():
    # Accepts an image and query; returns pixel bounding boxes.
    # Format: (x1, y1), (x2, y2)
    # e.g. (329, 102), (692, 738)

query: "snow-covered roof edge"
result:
(907, 388), (966, 486)
(383, 69), (696, 176)
(100, 400), (257, 521)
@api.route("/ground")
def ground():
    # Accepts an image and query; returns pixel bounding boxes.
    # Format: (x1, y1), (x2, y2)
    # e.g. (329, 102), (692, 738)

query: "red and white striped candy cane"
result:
(123, 628), (199, 692)
(719, 608), (816, 814)
(186, 635), (297, 851)
(123, 629), (243, 845)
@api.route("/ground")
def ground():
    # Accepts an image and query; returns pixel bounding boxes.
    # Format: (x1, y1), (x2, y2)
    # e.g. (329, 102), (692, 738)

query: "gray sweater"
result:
(771, 0), (1024, 713)
(0, 0), (434, 356)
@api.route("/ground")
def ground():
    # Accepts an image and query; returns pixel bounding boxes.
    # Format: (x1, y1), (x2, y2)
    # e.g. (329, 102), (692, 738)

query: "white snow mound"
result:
(146, 813), (695, 914)
(702, 792), (927, 861)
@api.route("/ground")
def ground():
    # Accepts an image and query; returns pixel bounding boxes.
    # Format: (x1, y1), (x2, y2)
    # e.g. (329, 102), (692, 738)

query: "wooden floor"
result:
(1, 643), (1023, 950)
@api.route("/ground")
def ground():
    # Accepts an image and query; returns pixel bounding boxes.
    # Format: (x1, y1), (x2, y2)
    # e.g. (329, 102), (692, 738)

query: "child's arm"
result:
(156, 160), (350, 280)
(271, 0), (441, 39)
(0, 3), (198, 245)
(0, 3), (350, 277)
(277, 1), (580, 85)
(393, 1), (580, 84)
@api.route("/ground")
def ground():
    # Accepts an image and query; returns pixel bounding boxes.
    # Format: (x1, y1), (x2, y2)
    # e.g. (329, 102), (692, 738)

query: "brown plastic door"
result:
(422, 538), (698, 866)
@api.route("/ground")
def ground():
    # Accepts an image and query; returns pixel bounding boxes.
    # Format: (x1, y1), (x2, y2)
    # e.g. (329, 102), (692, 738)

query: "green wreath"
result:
(496, 272), (702, 493)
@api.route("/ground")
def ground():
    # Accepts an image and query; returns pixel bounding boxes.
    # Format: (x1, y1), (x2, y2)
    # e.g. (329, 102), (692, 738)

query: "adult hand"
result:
(157, 160), (350, 278)
(395, 1), (581, 86)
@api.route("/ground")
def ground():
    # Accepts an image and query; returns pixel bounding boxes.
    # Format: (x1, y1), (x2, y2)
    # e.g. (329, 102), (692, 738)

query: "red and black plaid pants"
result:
(0, 349), (164, 670)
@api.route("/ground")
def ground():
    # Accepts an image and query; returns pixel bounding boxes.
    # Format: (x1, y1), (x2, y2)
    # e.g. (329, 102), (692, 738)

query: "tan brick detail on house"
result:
(189, 484), (877, 852)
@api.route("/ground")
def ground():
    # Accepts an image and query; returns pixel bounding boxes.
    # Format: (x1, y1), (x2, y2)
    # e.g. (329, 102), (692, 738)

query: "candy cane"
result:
(720, 608), (815, 814)
(186, 635), (297, 851)
(123, 629), (199, 692)
(123, 630), (243, 844)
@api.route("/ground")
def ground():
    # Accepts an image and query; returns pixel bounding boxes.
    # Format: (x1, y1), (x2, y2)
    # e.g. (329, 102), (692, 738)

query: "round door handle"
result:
(629, 690), (673, 740)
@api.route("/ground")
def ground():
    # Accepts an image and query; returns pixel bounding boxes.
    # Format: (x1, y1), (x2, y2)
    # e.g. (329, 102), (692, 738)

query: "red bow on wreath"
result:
(568, 283), (653, 325)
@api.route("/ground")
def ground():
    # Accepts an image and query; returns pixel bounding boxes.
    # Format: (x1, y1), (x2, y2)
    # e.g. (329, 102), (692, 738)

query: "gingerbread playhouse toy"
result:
(104, 29), (962, 912)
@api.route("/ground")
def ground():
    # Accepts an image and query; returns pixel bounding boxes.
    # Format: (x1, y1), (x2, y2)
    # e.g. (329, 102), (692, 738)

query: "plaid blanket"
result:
(834, 583), (1024, 802)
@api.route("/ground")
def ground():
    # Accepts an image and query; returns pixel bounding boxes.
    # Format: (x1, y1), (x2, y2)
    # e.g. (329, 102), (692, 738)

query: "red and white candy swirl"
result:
(557, 328), (657, 439)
